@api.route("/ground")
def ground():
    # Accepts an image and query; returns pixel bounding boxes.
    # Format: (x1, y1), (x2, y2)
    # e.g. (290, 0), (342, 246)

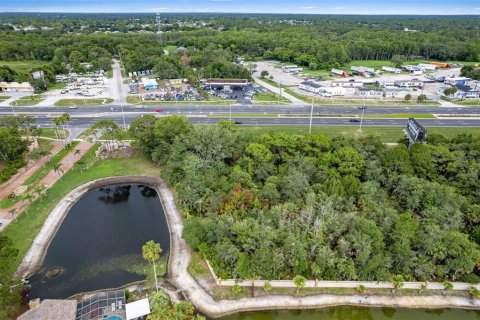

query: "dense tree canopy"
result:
(131, 116), (480, 283)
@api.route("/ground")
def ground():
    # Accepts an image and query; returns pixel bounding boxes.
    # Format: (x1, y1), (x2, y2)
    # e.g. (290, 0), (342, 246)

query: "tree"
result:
(86, 120), (120, 151)
(470, 286), (480, 299)
(142, 240), (162, 292)
(356, 284), (366, 293)
(391, 274), (405, 292)
(263, 281), (272, 293)
(417, 94), (427, 102)
(293, 275), (306, 293)
(231, 282), (243, 295)
(443, 87), (458, 97)
(443, 280), (453, 291)
(51, 163), (64, 177)
(260, 70), (269, 79)
(391, 55), (405, 68)
(404, 94), (412, 103)
(8, 208), (17, 222)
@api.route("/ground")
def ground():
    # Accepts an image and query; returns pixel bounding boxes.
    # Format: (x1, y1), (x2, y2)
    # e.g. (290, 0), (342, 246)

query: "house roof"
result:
(18, 300), (77, 320)
(457, 85), (479, 93)
(357, 88), (383, 92)
(300, 81), (322, 88)
(126, 298), (151, 320)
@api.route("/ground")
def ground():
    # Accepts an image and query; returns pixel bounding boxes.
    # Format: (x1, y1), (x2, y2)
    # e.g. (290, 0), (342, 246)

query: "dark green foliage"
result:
(132, 118), (480, 282)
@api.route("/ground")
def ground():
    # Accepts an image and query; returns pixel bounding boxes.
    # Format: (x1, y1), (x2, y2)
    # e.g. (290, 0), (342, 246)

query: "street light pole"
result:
(121, 105), (126, 129)
(229, 102), (232, 121)
(358, 106), (367, 132)
(309, 97), (314, 134)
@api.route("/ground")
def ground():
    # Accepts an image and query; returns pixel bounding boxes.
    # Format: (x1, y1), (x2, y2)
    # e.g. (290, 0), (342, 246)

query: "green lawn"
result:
(10, 94), (44, 106)
(0, 60), (49, 74)
(46, 82), (67, 91)
(2, 149), (160, 281)
(450, 99), (480, 106)
(54, 98), (114, 106)
(38, 128), (68, 139)
(253, 92), (291, 104)
(0, 95), (11, 101)
(237, 126), (480, 143)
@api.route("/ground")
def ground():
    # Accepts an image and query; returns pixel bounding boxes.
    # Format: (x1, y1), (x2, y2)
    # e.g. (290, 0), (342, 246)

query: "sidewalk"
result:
(0, 141), (93, 223)
(0, 142), (63, 201)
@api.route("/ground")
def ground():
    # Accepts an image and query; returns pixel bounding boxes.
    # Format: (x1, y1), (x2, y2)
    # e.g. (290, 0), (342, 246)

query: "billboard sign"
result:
(405, 118), (427, 144)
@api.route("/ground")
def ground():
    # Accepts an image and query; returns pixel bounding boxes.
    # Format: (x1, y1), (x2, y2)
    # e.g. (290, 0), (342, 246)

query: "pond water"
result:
(28, 184), (169, 299)
(219, 306), (480, 320)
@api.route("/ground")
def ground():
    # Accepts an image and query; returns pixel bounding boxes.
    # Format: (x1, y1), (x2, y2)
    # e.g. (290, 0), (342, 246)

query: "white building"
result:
(394, 80), (423, 88)
(381, 66), (402, 74)
(417, 64), (437, 71)
(319, 87), (346, 97)
(299, 81), (322, 94)
(0, 81), (33, 92)
(444, 77), (472, 86)
(332, 80), (363, 88)
(356, 88), (383, 97)
(384, 88), (412, 99)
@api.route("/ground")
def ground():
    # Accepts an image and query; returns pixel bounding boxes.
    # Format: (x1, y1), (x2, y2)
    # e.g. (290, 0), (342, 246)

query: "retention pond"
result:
(219, 306), (480, 320)
(28, 184), (169, 299)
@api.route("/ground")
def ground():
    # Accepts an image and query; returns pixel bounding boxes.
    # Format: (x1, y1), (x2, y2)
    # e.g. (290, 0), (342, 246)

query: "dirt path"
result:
(0, 142), (93, 223)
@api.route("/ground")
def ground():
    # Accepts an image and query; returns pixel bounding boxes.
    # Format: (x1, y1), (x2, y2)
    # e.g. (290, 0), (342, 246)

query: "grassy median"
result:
(54, 98), (114, 106)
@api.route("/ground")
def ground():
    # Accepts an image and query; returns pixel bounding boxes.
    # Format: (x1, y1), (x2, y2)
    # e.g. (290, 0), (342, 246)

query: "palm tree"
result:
(61, 112), (71, 139)
(33, 185), (46, 201)
(142, 240), (162, 292)
(22, 193), (33, 214)
(52, 163), (64, 177)
(293, 275), (306, 293)
(74, 149), (81, 157)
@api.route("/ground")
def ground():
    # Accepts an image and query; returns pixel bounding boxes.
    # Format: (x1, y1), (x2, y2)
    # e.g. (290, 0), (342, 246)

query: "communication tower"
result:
(155, 11), (163, 45)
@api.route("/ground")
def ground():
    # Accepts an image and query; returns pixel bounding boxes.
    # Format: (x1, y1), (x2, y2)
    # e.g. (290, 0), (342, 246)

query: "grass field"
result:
(0, 60), (49, 74)
(0, 95), (11, 101)
(2, 148), (159, 280)
(46, 82), (67, 91)
(236, 126), (480, 142)
(253, 92), (291, 104)
(451, 99), (480, 106)
(54, 98), (114, 106)
(38, 128), (68, 139)
(10, 94), (43, 106)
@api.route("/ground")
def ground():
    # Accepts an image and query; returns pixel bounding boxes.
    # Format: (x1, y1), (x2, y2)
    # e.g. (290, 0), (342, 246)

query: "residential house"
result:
(0, 81), (34, 92)
(444, 77), (472, 86)
(331, 80), (363, 88)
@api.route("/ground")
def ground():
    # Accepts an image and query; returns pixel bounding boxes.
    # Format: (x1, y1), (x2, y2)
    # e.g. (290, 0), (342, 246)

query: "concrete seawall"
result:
(18, 175), (480, 318)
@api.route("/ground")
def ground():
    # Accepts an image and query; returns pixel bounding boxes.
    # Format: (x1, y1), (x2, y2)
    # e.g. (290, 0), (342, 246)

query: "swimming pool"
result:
(106, 316), (123, 320)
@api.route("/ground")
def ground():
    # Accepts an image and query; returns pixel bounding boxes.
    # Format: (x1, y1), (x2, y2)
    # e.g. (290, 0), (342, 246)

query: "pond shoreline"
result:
(15, 175), (162, 279)
(18, 176), (480, 318)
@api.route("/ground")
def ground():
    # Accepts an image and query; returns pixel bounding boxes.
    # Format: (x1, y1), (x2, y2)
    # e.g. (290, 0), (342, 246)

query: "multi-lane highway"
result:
(2, 104), (480, 137)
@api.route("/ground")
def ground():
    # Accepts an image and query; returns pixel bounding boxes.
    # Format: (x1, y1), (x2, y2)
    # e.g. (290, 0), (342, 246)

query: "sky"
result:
(2, 0), (480, 15)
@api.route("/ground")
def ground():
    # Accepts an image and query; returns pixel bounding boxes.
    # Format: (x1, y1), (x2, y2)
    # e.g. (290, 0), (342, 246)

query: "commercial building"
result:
(141, 78), (158, 90)
(0, 81), (34, 92)
(203, 78), (248, 90)
(444, 77), (472, 86)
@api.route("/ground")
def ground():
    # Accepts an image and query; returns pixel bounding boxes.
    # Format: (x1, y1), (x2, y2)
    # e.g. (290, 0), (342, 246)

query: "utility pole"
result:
(229, 102), (232, 121)
(309, 97), (314, 134)
(121, 105), (126, 130)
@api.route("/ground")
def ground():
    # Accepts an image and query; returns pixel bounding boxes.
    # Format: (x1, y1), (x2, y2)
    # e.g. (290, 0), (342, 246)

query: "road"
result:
(110, 59), (127, 105)
(2, 104), (480, 133)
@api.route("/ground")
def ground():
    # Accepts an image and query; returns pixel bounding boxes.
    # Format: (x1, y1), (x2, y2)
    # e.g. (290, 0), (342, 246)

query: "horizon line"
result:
(1, 11), (480, 16)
